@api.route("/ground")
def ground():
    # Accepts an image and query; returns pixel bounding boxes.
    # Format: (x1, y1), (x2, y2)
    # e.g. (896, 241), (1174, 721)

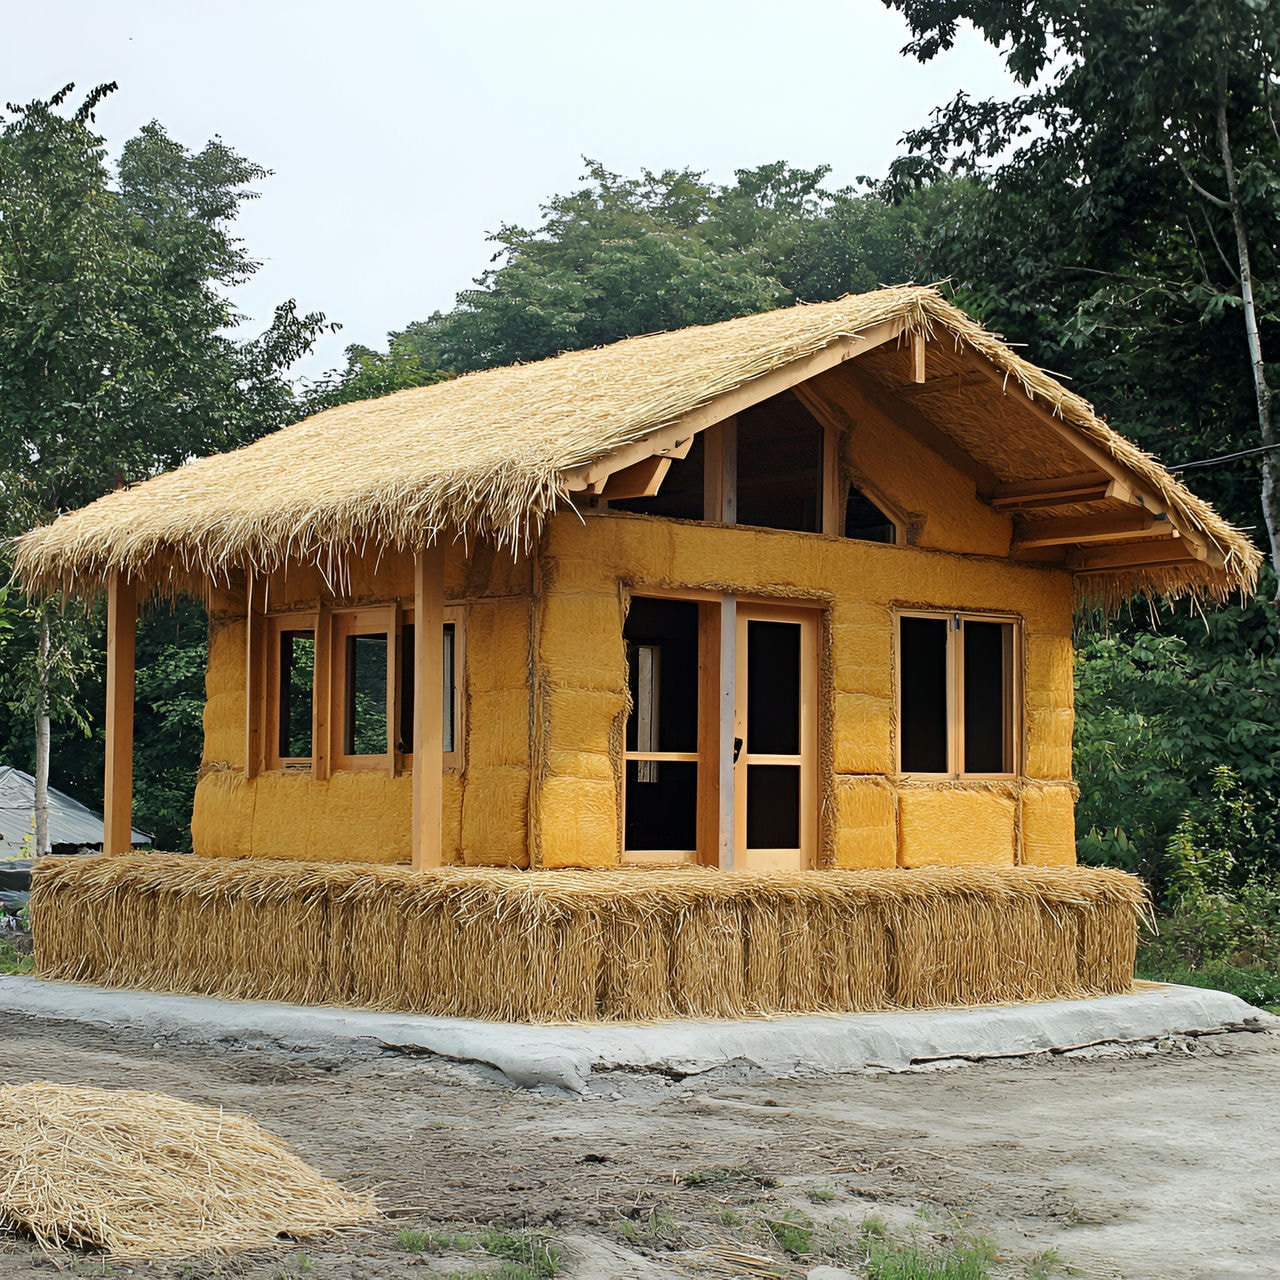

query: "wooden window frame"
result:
(894, 609), (1022, 780)
(400, 604), (466, 774)
(263, 612), (321, 772)
(255, 603), (464, 777)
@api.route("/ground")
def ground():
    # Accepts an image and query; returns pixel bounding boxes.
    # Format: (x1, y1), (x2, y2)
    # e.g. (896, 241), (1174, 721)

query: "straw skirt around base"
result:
(30, 856), (1147, 1023)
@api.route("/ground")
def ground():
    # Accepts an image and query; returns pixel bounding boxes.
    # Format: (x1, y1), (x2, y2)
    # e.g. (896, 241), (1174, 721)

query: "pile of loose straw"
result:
(0, 1081), (375, 1258)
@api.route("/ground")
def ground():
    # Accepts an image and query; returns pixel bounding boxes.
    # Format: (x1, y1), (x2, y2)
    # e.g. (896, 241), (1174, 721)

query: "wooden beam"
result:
(412, 541), (445, 869)
(563, 319), (907, 493)
(1067, 539), (1205, 572)
(598, 455), (671, 500)
(104, 572), (137, 857)
(244, 571), (264, 778)
(990, 473), (1133, 511)
(1011, 511), (1163, 550)
(717, 595), (737, 872)
(910, 331), (926, 384)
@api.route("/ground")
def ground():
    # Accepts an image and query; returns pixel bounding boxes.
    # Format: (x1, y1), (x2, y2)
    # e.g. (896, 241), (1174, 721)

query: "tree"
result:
(328, 159), (942, 394)
(0, 84), (328, 849)
(880, 0), (1280, 571)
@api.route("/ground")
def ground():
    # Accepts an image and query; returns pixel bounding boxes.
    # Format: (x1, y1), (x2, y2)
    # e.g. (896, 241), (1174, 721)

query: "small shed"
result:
(0, 765), (150, 857)
(14, 286), (1259, 1020)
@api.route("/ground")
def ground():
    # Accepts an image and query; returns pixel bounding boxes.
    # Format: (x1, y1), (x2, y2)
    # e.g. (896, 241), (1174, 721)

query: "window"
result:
(266, 615), (318, 769)
(608, 388), (900, 544)
(897, 612), (1018, 777)
(261, 605), (463, 774)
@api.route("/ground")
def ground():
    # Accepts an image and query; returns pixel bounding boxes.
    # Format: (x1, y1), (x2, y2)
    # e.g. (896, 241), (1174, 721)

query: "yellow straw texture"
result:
(31, 857), (1148, 1022)
(0, 1081), (375, 1259)
(14, 285), (1258, 607)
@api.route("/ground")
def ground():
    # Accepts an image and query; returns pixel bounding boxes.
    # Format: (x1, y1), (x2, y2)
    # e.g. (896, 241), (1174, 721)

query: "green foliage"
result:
(391, 1226), (559, 1277)
(763, 1209), (814, 1255)
(0, 936), (35, 975)
(1073, 584), (1280, 887)
(856, 1215), (997, 1280)
(300, 343), (447, 414)
(0, 85), (326, 832)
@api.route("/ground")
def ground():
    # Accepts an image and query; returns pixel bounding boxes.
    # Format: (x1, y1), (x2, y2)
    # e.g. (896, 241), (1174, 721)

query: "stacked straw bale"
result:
(0, 1081), (374, 1258)
(31, 856), (1148, 1022)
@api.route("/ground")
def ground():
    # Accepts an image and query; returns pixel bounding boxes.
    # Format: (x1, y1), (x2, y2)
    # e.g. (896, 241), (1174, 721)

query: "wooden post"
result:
(104, 572), (137, 856)
(717, 595), (737, 871)
(412, 541), (445, 869)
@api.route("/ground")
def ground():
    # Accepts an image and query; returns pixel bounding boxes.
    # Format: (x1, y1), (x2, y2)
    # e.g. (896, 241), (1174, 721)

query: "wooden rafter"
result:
(1011, 512), (1164, 550)
(562, 318), (907, 494)
(1067, 539), (1207, 572)
(989, 472), (1133, 511)
(597, 455), (672, 500)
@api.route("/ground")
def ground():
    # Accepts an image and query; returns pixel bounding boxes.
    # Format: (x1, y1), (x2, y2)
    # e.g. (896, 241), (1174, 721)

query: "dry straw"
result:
(32, 856), (1149, 1023)
(14, 285), (1258, 608)
(0, 1081), (375, 1259)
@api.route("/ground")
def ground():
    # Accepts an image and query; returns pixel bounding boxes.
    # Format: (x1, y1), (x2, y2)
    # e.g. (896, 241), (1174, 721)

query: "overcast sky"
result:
(3, 1), (1016, 383)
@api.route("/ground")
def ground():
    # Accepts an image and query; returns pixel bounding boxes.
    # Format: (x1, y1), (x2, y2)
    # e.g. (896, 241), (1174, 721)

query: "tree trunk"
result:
(33, 609), (51, 857)
(1216, 65), (1280, 598)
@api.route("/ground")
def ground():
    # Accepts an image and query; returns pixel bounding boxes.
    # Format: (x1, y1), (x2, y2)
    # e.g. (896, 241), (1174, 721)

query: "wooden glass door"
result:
(733, 604), (818, 870)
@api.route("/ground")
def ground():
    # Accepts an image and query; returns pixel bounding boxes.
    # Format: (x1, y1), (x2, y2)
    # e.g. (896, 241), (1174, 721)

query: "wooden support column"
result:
(104, 572), (137, 856)
(412, 541), (445, 869)
(717, 595), (737, 871)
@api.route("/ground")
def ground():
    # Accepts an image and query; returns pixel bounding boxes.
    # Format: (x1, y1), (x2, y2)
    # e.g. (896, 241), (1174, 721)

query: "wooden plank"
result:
(1011, 511), (1161, 549)
(103, 572), (137, 857)
(910, 331), (927, 384)
(244, 571), (264, 778)
(989, 473), (1127, 510)
(697, 600), (719, 867)
(598, 455), (671, 500)
(412, 542), (446, 869)
(312, 603), (331, 781)
(718, 595), (736, 872)
(563, 319), (906, 493)
(1067, 539), (1205, 571)
(821, 419), (842, 536)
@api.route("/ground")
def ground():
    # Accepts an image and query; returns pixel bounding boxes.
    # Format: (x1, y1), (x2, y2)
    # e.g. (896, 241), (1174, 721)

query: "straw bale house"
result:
(14, 285), (1260, 1020)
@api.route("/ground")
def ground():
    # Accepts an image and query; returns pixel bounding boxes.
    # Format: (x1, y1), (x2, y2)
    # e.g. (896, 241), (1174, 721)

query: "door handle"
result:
(733, 736), (743, 764)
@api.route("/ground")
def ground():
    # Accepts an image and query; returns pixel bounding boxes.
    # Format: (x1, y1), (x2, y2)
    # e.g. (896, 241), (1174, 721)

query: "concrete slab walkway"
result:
(1, 974), (1270, 1092)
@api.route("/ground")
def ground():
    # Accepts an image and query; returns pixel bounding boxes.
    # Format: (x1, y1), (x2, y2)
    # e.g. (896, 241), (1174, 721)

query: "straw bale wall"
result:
(194, 548), (534, 867)
(31, 856), (1146, 1022)
(533, 511), (1076, 867)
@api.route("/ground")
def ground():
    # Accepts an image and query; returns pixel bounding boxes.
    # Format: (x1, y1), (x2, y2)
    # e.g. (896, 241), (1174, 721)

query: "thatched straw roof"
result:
(13, 285), (1260, 604)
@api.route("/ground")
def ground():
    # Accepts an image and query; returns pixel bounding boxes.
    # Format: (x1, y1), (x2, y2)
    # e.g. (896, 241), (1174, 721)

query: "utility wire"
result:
(1173, 441), (1280, 472)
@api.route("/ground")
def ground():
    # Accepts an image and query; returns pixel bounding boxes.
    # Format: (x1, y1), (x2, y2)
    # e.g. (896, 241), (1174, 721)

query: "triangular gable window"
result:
(607, 388), (899, 544)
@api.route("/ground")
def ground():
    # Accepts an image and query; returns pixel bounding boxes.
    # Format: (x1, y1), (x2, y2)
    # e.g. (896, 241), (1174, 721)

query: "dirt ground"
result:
(1, 1011), (1277, 1279)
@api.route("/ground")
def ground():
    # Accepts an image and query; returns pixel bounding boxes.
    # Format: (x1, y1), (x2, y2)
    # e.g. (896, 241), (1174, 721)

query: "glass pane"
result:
(963, 620), (1011, 773)
(399, 622), (414, 754)
(624, 598), (699, 753)
(844, 485), (897, 543)
(278, 630), (314, 759)
(624, 760), (698, 852)
(900, 616), (948, 773)
(345, 633), (388, 755)
(746, 764), (800, 849)
(736, 391), (823, 532)
(442, 623), (455, 754)
(609, 432), (705, 520)
(746, 620), (800, 756)
(399, 622), (456, 755)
